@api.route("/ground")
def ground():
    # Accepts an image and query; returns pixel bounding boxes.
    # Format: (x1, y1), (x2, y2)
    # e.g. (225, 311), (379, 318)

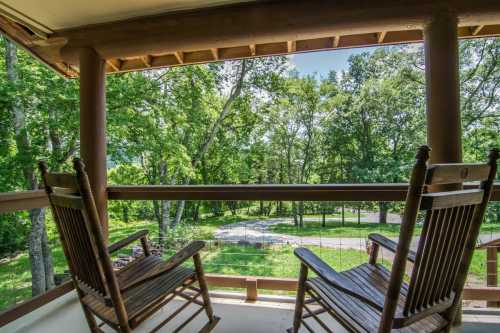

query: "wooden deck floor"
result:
(3, 292), (500, 333)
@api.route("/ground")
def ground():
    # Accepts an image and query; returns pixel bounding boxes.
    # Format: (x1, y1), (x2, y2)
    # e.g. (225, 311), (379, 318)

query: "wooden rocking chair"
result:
(39, 159), (220, 333)
(289, 146), (499, 333)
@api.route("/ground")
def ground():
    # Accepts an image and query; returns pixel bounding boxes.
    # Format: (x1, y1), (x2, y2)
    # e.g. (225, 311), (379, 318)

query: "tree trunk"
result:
(158, 160), (171, 242)
(322, 203), (326, 228)
(292, 202), (298, 226)
(299, 201), (304, 228)
(379, 202), (389, 224)
(160, 200), (171, 242)
(172, 200), (185, 228)
(193, 202), (200, 222)
(41, 219), (55, 290)
(122, 205), (129, 223)
(5, 38), (54, 296)
(341, 203), (345, 226)
(29, 208), (46, 296)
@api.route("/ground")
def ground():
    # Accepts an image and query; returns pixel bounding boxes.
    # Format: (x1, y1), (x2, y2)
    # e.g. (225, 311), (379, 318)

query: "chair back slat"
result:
(52, 204), (107, 296)
(50, 193), (84, 210)
(44, 172), (80, 191)
(425, 163), (490, 185)
(420, 189), (484, 210)
(404, 204), (476, 315)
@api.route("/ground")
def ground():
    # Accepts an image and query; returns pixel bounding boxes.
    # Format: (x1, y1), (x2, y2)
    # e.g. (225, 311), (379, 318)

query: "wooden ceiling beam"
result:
(53, 0), (500, 65)
(101, 25), (498, 75)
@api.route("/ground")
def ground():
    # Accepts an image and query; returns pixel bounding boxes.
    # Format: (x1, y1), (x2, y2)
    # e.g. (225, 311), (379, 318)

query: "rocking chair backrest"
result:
(39, 159), (120, 307)
(380, 146), (499, 331)
(404, 162), (493, 315)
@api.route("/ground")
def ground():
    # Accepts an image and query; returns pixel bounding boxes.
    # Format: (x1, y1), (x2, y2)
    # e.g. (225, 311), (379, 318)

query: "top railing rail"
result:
(1, 183), (499, 214)
(0, 190), (48, 213)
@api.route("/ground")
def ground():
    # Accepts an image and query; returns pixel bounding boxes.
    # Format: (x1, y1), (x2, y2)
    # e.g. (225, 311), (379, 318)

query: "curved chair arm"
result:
(108, 229), (149, 254)
(294, 247), (384, 311)
(368, 233), (416, 263)
(120, 240), (206, 292)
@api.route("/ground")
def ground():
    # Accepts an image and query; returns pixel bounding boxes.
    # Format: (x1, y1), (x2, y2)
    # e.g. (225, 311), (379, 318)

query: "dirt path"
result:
(214, 217), (388, 250)
(214, 217), (500, 250)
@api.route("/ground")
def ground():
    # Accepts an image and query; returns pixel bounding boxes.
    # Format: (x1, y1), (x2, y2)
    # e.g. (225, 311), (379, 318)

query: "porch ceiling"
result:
(0, 0), (499, 78)
(0, 0), (256, 31)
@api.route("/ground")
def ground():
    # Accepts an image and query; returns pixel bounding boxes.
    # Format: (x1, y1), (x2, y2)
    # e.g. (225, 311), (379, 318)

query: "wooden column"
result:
(424, 9), (462, 169)
(79, 47), (108, 237)
(423, 9), (462, 323)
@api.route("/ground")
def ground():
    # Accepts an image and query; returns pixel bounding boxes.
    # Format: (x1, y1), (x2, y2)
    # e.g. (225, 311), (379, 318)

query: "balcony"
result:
(2, 185), (500, 332)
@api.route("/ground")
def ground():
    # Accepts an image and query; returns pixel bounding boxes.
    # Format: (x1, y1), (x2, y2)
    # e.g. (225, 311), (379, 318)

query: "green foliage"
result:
(0, 213), (29, 254)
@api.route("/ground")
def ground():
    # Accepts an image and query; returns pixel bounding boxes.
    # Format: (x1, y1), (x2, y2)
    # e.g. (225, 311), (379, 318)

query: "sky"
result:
(289, 47), (375, 78)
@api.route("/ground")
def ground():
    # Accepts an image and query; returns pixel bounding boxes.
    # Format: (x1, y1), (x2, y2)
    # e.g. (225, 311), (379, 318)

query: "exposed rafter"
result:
(332, 36), (340, 48)
(472, 25), (484, 35)
(106, 59), (122, 72)
(140, 55), (152, 67)
(377, 31), (387, 43)
(249, 44), (256, 56)
(0, 0), (499, 77)
(174, 51), (184, 64)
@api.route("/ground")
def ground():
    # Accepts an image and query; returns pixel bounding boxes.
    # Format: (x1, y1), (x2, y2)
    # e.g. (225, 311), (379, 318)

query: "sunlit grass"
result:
(269, 221), (415, 238)
(1, 217), (498, 311)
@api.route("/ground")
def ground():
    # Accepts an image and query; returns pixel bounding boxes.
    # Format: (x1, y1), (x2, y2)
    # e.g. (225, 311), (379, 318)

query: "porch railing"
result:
(1, 183), (500, 327)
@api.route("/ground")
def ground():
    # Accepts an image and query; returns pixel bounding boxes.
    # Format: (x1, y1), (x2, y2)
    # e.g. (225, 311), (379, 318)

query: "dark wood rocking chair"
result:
(39, 159), (220, 333)
(289, 146), (499, 333)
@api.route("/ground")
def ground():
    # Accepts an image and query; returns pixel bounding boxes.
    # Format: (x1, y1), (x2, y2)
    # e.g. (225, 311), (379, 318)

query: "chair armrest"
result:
(108, 230), (149, 254)
(294, 248), (384, 311)
(120, 240), (205, 292)
(368, 233), (416, 263)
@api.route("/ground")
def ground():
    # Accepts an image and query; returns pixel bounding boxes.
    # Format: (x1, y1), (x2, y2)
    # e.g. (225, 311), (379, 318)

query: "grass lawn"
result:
(201, 244), (380, 278)
(269, 221), (415, 238)
(269, 220), (500, 239)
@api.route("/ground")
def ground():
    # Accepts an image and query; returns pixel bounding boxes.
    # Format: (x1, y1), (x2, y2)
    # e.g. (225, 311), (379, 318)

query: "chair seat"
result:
(83, 255), (195, 327)
(306, 263), (448, 333)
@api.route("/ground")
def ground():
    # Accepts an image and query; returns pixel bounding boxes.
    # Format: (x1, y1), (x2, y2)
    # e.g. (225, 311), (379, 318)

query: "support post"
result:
(246, 278), (258, 302)
(424, 9), (462, 169)
(79, 47), (108, 238)
(486, 247), (499, 307)
(423, 8), (463, 323)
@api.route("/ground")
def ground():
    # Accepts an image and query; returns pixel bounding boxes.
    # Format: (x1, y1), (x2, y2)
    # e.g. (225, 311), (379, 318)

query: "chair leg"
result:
(193, 253), (219, 331)
(80, 304), (100, 333)
(290, 263), (309, 333)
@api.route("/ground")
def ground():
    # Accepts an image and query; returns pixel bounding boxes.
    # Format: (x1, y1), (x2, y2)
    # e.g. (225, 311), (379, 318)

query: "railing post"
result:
(79, 47), (108, 238)
(487, 247), (499, 307)
(246, 278), (258, 301)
